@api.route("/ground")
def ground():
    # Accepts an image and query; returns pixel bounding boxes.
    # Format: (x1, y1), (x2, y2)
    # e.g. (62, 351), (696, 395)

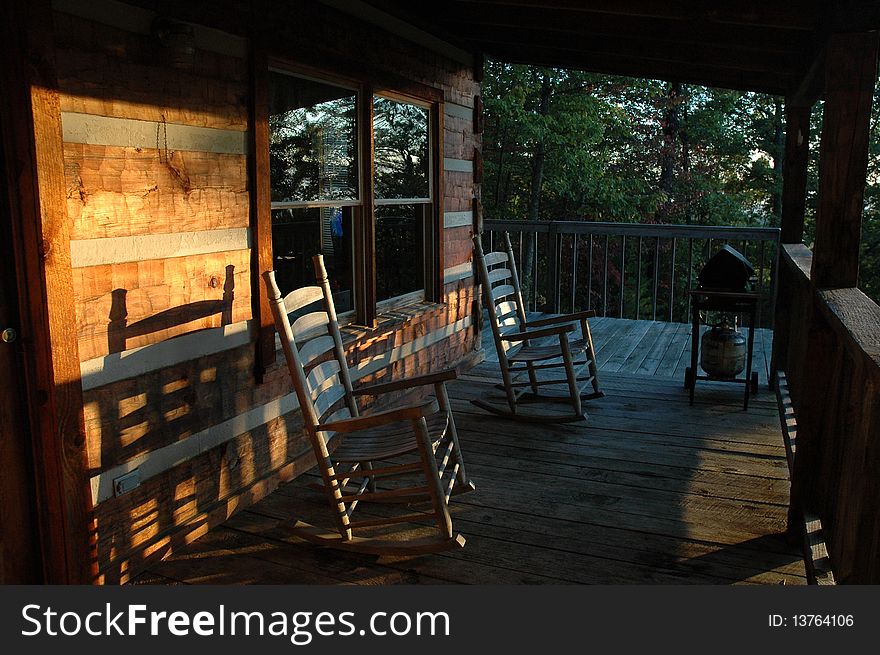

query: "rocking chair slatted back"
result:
(269, 273), (357, 438)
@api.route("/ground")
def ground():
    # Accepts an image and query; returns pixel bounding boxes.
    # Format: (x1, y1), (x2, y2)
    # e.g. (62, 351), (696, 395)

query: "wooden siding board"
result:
(64, 144), (249, 240)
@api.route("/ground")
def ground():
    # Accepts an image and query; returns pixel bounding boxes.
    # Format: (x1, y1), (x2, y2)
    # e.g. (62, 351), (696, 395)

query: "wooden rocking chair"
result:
(473, 232), (604, 422)
(263, 256), (474, 555)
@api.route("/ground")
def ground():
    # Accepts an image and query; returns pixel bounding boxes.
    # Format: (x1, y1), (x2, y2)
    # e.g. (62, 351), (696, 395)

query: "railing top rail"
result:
(484, 219), (781, 242)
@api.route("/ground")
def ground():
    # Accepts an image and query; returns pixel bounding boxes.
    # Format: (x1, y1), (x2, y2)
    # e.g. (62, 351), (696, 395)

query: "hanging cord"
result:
(156, 114), (169, 163)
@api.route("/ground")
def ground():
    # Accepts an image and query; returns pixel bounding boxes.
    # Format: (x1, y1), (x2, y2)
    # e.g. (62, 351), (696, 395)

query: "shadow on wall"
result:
(77, 263), (309, 584)
(107, 264), (236, 354)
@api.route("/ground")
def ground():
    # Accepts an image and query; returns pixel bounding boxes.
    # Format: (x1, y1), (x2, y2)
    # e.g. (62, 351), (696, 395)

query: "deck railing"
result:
(482, 220), (781, 328)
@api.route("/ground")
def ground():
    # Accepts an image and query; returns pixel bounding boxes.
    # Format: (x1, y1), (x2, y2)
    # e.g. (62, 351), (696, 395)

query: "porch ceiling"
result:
(364, 0), (880, 96)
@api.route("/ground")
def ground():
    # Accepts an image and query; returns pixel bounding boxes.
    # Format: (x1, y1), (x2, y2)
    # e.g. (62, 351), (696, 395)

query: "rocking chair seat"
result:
(332, 412), (450, 463)
(507, 338), (593, 363)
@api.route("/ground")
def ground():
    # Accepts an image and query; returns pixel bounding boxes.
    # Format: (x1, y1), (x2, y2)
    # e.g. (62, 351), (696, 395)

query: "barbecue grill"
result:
(686, 246), (761, 410)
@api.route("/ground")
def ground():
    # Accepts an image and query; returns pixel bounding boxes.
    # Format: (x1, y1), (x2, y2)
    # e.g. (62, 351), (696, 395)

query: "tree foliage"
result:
(482, 60), (880, 303)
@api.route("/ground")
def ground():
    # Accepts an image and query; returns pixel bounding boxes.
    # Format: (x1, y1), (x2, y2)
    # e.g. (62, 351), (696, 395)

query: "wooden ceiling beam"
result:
(436, 6), (812, 56)
(449, 25), (803, 77)
(483, 43), (792, 95)
(444, 0), (821, 31)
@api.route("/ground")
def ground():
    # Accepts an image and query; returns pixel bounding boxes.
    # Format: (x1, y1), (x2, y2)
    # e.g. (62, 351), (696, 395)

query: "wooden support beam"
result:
(811, 31), (879, 289)
(789, 49), (825, 109)
(446, 0), (820, 30)
(0, 0), (94, 583)
(478, 42), (793, 95)
(780, 102), (812, 244)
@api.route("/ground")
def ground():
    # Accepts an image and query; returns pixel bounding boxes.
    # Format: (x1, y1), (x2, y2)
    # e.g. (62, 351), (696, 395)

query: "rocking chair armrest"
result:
(316, 398), (440, 433)
(351, 368), (458, 396)
(500, 323), (575, 342)
(524, 310), (597, 328)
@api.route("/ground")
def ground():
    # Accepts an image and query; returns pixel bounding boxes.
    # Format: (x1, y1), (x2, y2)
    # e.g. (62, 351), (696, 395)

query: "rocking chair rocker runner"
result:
(473, 233), (604, 422)
(264, 256), (474, 555)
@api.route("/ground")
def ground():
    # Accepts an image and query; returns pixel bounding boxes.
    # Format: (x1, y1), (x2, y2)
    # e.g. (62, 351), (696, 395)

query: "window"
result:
(266, 68), (440, 325)
(268, 72), (358, 313)
(373, 96), (431, 303)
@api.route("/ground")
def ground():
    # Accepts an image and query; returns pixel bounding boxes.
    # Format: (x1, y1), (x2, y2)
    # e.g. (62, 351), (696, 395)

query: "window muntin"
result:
(268, 71), (359, 205)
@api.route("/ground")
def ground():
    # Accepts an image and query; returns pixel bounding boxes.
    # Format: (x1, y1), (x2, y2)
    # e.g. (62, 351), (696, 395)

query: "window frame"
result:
(252, 52), (445, 372)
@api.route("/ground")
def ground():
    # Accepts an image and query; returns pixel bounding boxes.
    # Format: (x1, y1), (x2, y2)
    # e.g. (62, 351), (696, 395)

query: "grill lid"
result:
(697, 245), (754, 292)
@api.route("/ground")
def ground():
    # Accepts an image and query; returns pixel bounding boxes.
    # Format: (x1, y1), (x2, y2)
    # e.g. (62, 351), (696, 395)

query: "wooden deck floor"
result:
(136, 319), (803, 585)
(483, 316), (775, 387)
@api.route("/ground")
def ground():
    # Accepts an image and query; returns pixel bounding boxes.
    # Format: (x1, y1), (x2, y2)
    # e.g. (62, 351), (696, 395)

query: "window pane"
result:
(373, 97), (429, 200)
(271, 206), (355, 314)
(269, 73), (358, 203)
(375, 204), (425, 301)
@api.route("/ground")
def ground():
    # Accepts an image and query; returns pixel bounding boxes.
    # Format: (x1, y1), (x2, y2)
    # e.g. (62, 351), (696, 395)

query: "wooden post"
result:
(0, 0), (95, 583)
(359, 85), (377, 328)
(810, 31), (879, 289)
(773, 101), (812, 379)
(249, 45), (277, 377)
(780, 102), (811, 244)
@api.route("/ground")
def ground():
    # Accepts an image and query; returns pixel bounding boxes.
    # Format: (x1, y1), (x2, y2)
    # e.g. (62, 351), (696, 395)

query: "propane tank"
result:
(700, 319), (746, 380)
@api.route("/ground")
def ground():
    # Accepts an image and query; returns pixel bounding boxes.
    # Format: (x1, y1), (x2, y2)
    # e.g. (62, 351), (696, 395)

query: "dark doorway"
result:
(0, 125), (44, 583)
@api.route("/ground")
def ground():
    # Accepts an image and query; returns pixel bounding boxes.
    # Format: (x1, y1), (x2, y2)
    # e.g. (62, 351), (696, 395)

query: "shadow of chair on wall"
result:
(89, 264), (255, 583)
(107, 264), (236, 355)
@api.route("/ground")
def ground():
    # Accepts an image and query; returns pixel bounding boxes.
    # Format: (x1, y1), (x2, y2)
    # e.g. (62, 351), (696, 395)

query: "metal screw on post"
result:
(1, 327), (17, 343)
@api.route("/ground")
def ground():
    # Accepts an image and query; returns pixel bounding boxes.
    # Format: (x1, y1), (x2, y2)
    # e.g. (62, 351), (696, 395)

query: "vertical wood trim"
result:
(811, 31), (879, 289)
(1, 0), (94, 583)
(473, 53), (485, 84)
(250, 45), (276, 374)
(780, 101), (811, 244)
(433, 101), (446, 301)
(360, 85), (377, 327)
(473, 95), (484, 135)
(473, 197), (483, 235)
(473, 146), (483, 185)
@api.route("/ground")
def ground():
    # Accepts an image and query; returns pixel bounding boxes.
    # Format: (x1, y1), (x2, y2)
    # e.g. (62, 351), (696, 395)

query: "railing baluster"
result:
(603, 234), (609, 317)
(571, 235), (579, 313)
(636, 236), (642, 320)
(587, 234), (593, 311)
(620, 235), (626, 318)
(687, 237), (694, 321)
(533, 231), (539, 312)
(544, 223), (559, 312)
(669, 237), (677, 322)
(759, 240), (766, 295)
(652, 236), (660, 321)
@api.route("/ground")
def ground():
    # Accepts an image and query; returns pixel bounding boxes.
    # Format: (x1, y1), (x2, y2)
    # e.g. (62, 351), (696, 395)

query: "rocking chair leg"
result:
(581, 318), (602, 395)
(526, 361), (540, 395)
(499, 359), (518, 414)
(413, 417), (453, 539)
(318, 451), (352, 542)
(559, 333), (583, 416)
(364, 461), (377, 493)
(434, 382), (472, 488)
